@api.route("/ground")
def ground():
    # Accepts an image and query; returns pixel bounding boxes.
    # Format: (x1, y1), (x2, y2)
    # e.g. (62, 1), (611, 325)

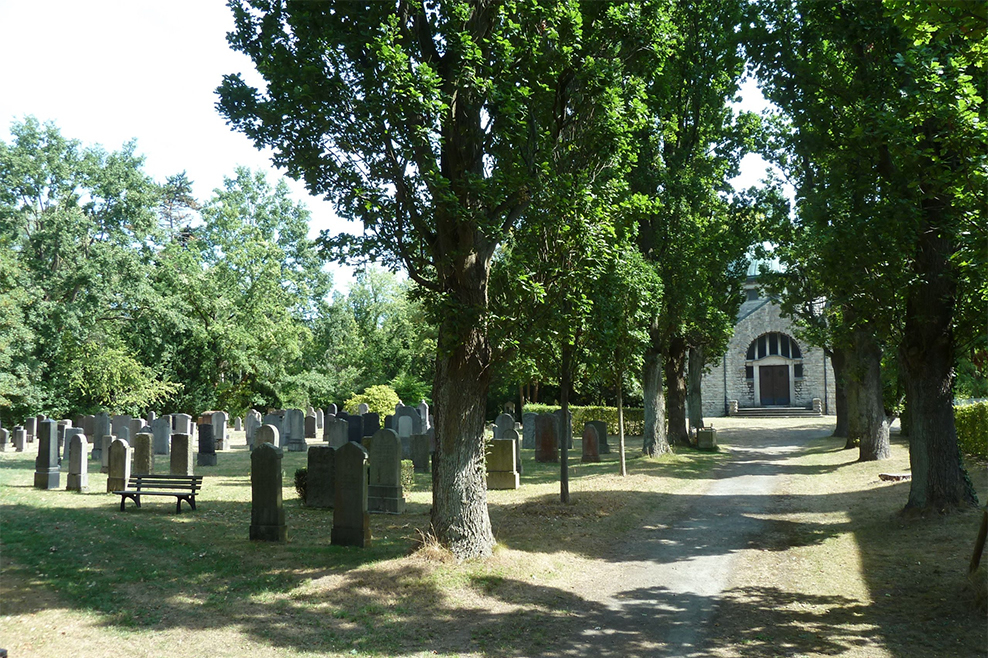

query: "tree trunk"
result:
(900, 204), (976, 512)
(831, 347), (849, 438)
(665, 334), (690, 447)
(560, 342), (571, 503)
(642, 343), (671, 456)
(687, 344), (705, 431)
(617, 374), (627, 477)
(844, 325), (890, 461)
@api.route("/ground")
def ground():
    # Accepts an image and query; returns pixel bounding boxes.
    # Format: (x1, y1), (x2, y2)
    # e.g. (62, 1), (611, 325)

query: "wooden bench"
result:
(114, 474), (203, 513)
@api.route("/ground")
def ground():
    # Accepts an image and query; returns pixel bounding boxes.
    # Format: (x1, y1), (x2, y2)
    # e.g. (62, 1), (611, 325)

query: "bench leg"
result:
(176, 498), (182, 514)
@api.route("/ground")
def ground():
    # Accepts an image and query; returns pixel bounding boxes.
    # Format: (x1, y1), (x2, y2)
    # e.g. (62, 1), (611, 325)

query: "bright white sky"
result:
(0, 1), (776, 294)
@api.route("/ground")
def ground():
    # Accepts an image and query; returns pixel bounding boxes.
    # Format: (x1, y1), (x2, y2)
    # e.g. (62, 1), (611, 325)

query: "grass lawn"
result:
(1, 420), (984, 657)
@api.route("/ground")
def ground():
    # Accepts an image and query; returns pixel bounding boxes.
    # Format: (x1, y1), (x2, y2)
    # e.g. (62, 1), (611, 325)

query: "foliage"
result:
(401, 460), (415, 493)
(345, 385), (401, 418)
(955, 402), (988, 462)
(524, 403), (645, 438)
(294, 467), (307, 503)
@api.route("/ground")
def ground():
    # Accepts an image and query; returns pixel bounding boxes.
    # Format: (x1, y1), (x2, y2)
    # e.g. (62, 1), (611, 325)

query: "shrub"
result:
(345, 384), (401, 417)
(294, 467), (307, 503)
(956, 402), (988, 461)
(401, 459), (415, 492)
(522, 403), (645, 437)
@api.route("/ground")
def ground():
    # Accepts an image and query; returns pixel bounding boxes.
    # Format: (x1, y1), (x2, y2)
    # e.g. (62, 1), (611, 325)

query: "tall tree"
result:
(217, 0), (671, 557)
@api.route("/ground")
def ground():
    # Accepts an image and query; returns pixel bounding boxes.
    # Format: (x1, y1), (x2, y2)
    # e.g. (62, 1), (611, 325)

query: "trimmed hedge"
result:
(521, 403), (645, 437)
(956, 402), (988, 461)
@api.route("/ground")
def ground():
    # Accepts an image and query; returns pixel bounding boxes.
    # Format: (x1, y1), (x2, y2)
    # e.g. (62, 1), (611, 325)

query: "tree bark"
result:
(665, 334), (690, 447)
(687, 344), (705, 431)
(844, 325), (890, 461)
(900, 203), (977, 512)
(642, 342), (671, 456)
(830, 347), (849, 438)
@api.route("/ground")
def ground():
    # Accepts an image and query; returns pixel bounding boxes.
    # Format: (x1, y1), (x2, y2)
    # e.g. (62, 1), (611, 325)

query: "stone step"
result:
(730, 408), (822, 418)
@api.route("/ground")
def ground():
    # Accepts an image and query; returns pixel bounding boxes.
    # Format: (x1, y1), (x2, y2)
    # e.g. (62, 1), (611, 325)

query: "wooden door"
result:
(759, 365), (790, 406)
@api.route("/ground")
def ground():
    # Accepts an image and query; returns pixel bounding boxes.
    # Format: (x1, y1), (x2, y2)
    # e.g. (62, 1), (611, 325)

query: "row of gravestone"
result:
(490, 411), (610, 464)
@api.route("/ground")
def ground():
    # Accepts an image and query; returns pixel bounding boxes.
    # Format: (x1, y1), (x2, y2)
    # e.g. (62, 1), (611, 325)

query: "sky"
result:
(0, 1), (777, 294)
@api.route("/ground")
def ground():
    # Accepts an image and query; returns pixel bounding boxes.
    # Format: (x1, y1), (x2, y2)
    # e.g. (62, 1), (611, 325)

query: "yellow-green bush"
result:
(522, 404), (645, 437)
(345, 384), (401, 417)
(956, 402), (988, 461)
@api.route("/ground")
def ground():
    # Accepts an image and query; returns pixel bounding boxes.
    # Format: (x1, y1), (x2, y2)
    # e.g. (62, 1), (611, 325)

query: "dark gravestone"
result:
(581, 425), (601, 463)
(362, 412), (380, 438)
(0, 428), (8, 452)
(327, 404), (338, 416)
(534, 414), (558, 463)
(306, 445), (336, 508)
(384, 414), (394, 430)
(589, 420), (610, 455)
(368, 428), (405, 514)
(410, 433), (431, 473)
(347, 415), (364, 443)
(250, 443), (287, 541)
(522, 413), (537, 449)
(197, 423), (217, 466)
(324, 417), (347, 447)
(13, 426), (26, 452)
(92, 413), (111, 459)
(34, 419), (60, 489)
(304, 414), (317, 439)
(332, 441), (371, 547)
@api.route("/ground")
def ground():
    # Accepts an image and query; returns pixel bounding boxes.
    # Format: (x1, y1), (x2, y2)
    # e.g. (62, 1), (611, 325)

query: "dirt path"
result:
(567, 416), (883, 658)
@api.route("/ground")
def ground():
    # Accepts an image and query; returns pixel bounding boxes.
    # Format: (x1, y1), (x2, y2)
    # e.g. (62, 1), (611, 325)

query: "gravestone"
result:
(66, 432), (89, 492)
(368, 428), (405, 514)
(117, 424), (131, 445)
(146, 410), (156, 424)
(0, 428), (8, 452)
(534, 414), (558, 463)
(581, 424), (601, 463)
(494, 413), (514, 439)
(346, 415), (364, 443)
(697, 427), (718, 451)
(106, 438), (132, 493)
(100, 435), (114, 473)
(13, 426), (26, 452)
(152, 417), (171, 456)
(284, 409), (306, 452)
(212, 411), (229, 451)
(332, 441), (371, 547)
(384, 414), (394, 431)
(504, 428), (523, 474)
(254, 424), (279, 451)
(111, 414), (131, 440)
(249, 443), (287, 541)
(362, 412), (380, 438)
(487, 438), (519, 489)
(170, 433), (194, 476)
(305, 445), (335, 509)
(133, 433), (154, 475)
(417, 400), (430, 430)
(245, 409), (262, 445)
(57, 420), (72, 462)
(410, 433), (431, 474)
(327, 403), (338, 416)
(129, 418), (144, 440)
(92, 414), (111, 457)
(589, 420), (610, 455)
(197, 423), (217, 466)
(315, 408), (324, 430)
(553, 409), (573, 449)
(522, 413), (537, 449)
(235, 416), (243, 432)
(62, 427), (85, 470)
(262, 413), (283, 447)
(34, 419), (60, 489)
(323, 417), (347, 448)
(356, 403), (369, 415)
(304, 414), (317, 439)
(395, 406), (423, 435)
(24, 416), (37, 442)
(82, 415), (97, 444)
(172, 413), (194, 436)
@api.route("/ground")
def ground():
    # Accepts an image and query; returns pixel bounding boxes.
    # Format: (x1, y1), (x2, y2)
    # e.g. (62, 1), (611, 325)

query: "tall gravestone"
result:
(346, 415), (364, 443)
(261, 413), (282, 447)
(146, 410), (157, 424)
(172, 413), (193, 435)
(504, 427), (523, 474)
(306, 445), (335, 509)
(57, 420), (72, 463)
(82, 415), (96, 444)
(487, 438), (519, 489)
(332, 441), (371, 547)
(100, 435), (114, 473)
(284, 409), (306, 452)
(304, 414), (317, 439)
(410, 433), (431, 474)
(581, 425), (601, 463)
(212, 411), (229, 450)
(254, 424), (279, 451)
(494, 413), (514, 439)
(534, 414), (558, 463)
(66, 432), (89, 492)
(24, 416), (37, 442)
(362, 412), (381, 438)
(249, 443), (287, 541)
(129, 418), (144, 440)
(197, 423), (217, 466)
(324, 417), (347, 448)
(327, 403), (338, 416)
(315, 408), (324, 430)
(170, 433), (194, 475)
(0, 428), (8, 452)
(588, 420), (610, 455)
(522, 413), (537, 450)
(152, 417), (171, 456)
(356, 403), (370, 415)
(368, 428), (405, 514)
(106, 438), (132, 493)
(13, 426), (27, 452)
(245, 409), (261, 443)
(417, 400), (431, 430)
(92, 414), (111, 459)
(235, 416), (243, 432)
(133, 433), (154, 475)
(34, 419), (60, 489)
(111, 415), (131, 440)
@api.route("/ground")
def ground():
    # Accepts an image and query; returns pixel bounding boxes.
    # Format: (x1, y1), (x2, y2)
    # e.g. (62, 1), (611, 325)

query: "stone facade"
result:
(701, 280), (835, 417)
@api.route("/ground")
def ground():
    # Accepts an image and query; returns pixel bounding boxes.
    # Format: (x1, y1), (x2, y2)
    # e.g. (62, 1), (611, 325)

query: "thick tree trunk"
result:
(642, 343), (671, 456)
(665, 335), (690, 447)
(830, 347), (849, 439)
(900, 207), (976, 512)
(843, 325), (890, 461)
(687, 344), (705, 431)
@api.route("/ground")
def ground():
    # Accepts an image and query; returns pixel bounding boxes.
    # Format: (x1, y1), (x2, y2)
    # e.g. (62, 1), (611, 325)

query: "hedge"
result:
(956, 401), (988, 461)
(521, 404), (645, 437)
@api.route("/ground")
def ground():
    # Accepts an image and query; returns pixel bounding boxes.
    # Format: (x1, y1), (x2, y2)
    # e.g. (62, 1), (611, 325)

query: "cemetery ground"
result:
(1, 418), (985, 658)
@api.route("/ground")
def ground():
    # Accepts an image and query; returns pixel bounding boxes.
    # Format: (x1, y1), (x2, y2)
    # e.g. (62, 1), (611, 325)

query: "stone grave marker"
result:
(82, 415), (96, 444)
(67, 431), (89, 492)
(305, 445), (335, 509)
(323, 417), (347, 448)
(92, 414), (111, 457)
(494, 413), (514, 439)
(368, 428), (405, 514)
(249, 443), (287, 541)
(346, 415), (364, 443)
(13, 426), (27, 452)
(212, 411), (229, 450)
(581, 424), (601, 463)
(589, 420), (610, 455)
(34, 419), (60, 489)
(146, 410), (156, 424)
(172, 413), (194, 435)
(111, 414), (131, 439)
(284, 408), (306, 452)
(106, 438), (132, 493)
(487, 438), (519, 489)
(245, 409), (262, 445)
(534, 413), (558, 463)
(61, 427), (84, 470)
(24, 416), (37, 442)
(332, 441), (371, 547)
(134, 433), (154, 475)
(0, 428), (8, 452)
(504, 427), (523, 474)
(522, 413), (537, 449)
(100, 435), (114, 473)
(315, 408), (324, 430)
(327, 403), (338, 416)
(170, 433), (194, 476)
(362, 412), (380, 438)
(410, 433), (431, 474)
(261, 413), (283, 447)
(356, 403), (369, 415)
(129, 418), (144, 440)
(304, 414), (317, 439)
(254, 424), (279, 451)
(235, 416), (243, 432)
(152, 417), (171, 456)
(417, 400), (430, 430)
(197, 423), (217, 466)
(57, 420), (72, 462)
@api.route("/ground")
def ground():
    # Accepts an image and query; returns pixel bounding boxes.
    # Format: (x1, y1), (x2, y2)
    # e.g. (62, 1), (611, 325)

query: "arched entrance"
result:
(745, 332), (803, 407)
